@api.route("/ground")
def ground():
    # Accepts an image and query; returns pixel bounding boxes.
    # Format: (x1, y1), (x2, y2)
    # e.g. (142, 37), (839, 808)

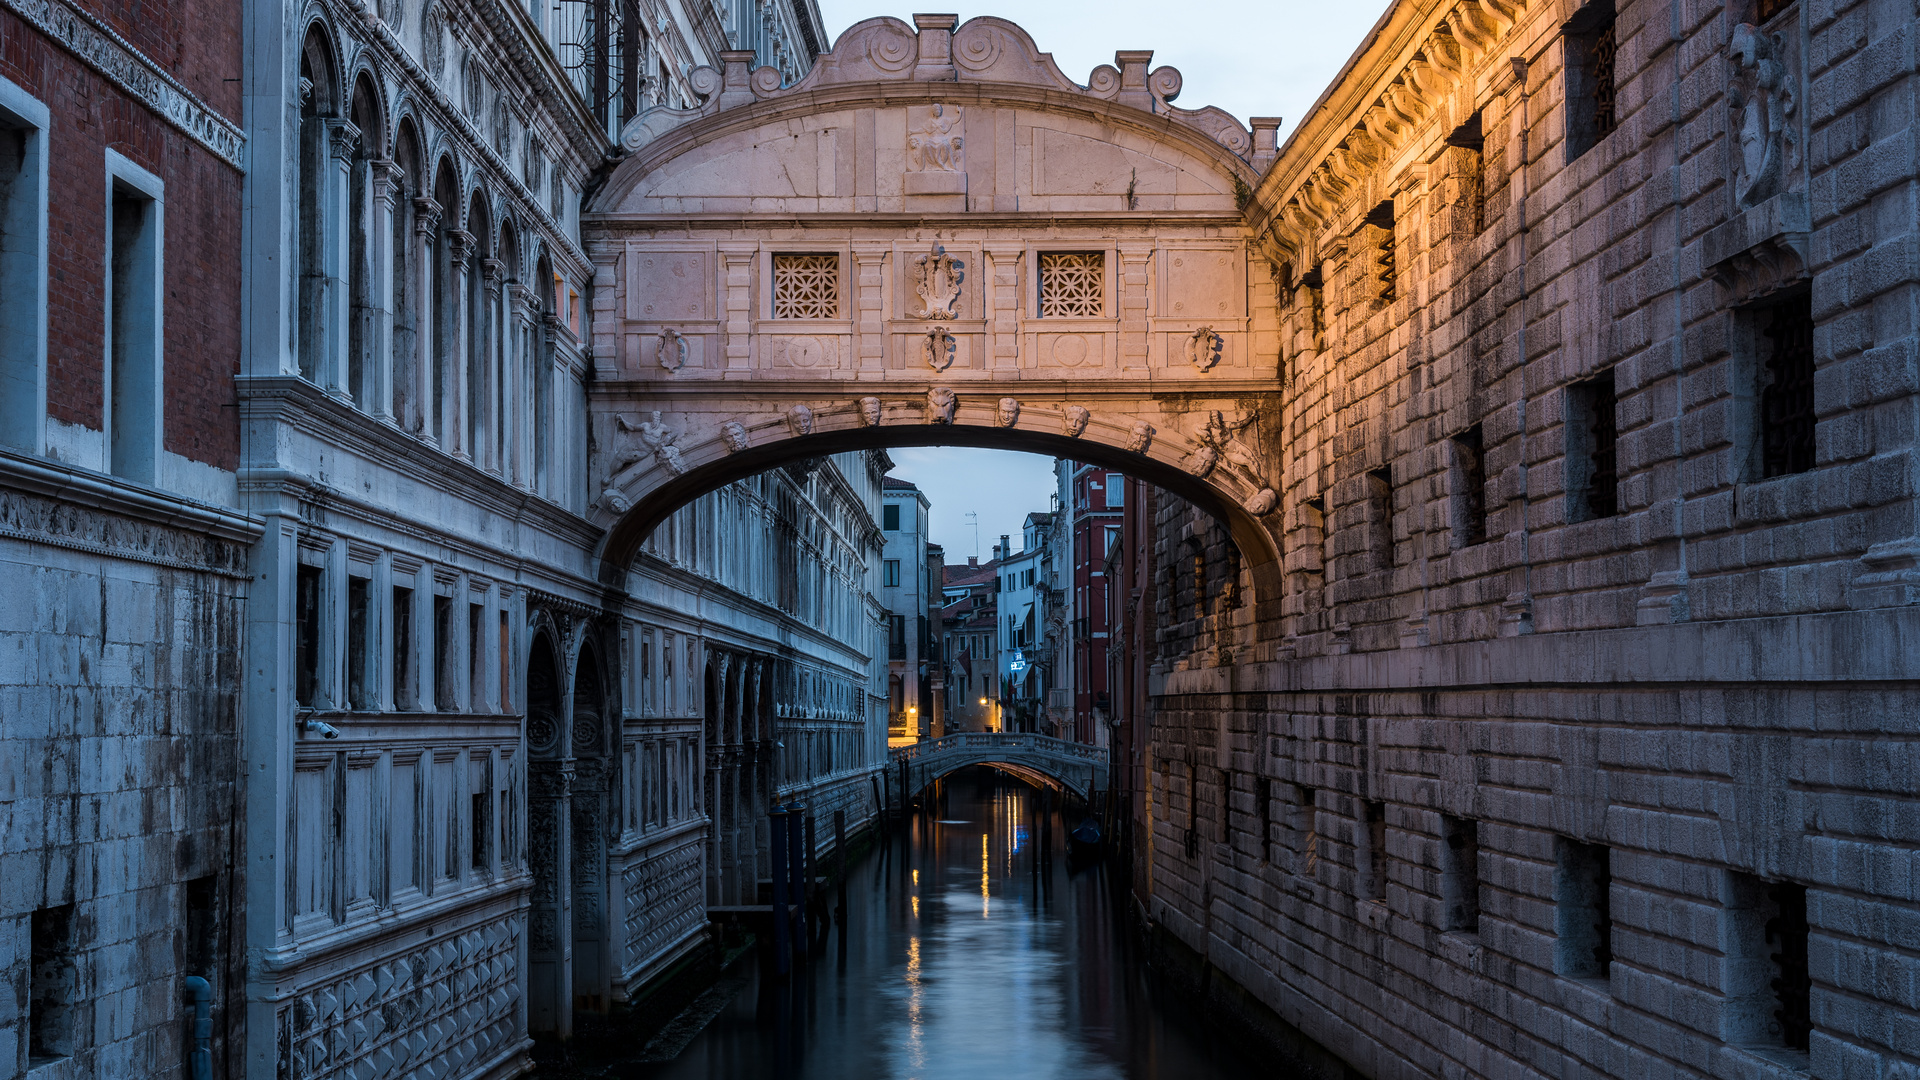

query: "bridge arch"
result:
(893, 733), (1111, 805)
(582, 15), (1289, 608)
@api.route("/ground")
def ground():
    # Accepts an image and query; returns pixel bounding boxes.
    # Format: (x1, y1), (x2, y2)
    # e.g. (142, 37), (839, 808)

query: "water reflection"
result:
(631, 770), (1266, 1080)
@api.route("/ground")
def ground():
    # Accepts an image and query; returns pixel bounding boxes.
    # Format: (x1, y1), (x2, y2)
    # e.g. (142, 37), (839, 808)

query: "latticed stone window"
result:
(1038, 252), (1104, 317)
(771, 253), (840, 319)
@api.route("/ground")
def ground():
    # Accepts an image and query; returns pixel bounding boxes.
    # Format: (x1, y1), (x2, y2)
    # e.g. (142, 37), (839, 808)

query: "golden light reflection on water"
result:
(981, 833), (991, 916)
(905, 935), (924, 1070)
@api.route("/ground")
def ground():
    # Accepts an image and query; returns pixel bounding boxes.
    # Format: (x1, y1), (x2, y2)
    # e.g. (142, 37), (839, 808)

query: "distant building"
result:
(881, 477), (934, 738)
(940, 555), (1001, 731)
(992, 513), (1057, 733)
(1060, 461), (1127, 743)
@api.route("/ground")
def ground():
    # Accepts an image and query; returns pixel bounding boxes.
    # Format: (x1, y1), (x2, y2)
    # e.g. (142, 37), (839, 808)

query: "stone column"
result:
(719, 245), (758, 371)
(411, 197), (442, 443)
(851, 245), (888, 372)
(508, 283), (536, 488)
(482, 258), (507, 473)
(369, 160), (403, 424)
(446, 228), (476, 461)
(324, 120), (361, 400)
(984, 245), (1022, 370)
(1117, 242), (1154, 372)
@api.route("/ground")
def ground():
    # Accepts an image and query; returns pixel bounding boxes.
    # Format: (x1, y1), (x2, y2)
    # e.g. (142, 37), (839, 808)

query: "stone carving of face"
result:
(859, 396), (882, 427)
(997, 397), (1020, 427)
(786, 404), (814, 437)
(1063, 405), (1090, 438)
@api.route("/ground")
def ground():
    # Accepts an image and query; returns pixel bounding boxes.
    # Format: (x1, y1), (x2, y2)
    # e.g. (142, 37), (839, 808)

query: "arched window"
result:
(498, 221), (521, 483)
(296, 28), (336, 382)
(347, 75), (382, 409)
(430, 160), (459, 447)
(390, 121), (422, 427)
(465, 192), (492, 469)
(532, 250), (554, 494)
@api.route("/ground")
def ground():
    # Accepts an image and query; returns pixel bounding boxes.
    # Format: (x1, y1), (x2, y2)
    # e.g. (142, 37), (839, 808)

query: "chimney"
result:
(968, 556), (978, 568)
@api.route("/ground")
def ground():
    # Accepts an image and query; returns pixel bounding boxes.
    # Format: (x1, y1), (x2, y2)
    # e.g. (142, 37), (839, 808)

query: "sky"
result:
(818, 1), (1392, 556)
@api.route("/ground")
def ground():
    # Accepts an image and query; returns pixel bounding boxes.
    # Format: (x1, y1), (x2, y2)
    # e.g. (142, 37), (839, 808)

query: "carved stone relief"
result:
(911, 244), (965, 319)
(906, 103), (964, 172)
(1193, 410), (1277, 513)
(926, 388), (958, 425)
(1728, 22), (1798, 210)
(922, 326), (956, 371)
(1187, 326), (1222, 371)
(720, 422), (750, 452)
(785, 404), (815, 437)
(656, 328), (688, 372)
(1125, 420), (1154, 454)
(997, 398), (1021, 427)
(1063, 406), (1090, 438)
(615, 411), (687, 476)
(858, 396), (883, 426)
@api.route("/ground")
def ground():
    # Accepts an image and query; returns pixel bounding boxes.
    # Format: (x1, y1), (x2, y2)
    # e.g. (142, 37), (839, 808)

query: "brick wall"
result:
(0, 7), (242, 471)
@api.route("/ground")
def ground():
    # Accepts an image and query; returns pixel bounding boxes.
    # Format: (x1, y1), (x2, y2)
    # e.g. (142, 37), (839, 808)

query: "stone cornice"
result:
(1, 0), (246, 169)
(589, 210), (1248, 231)
(601, 77), (1259, 211)
(236, 374), (601, 550)
(1251, 0), (1530, 259)
(0, 449), (261, 575)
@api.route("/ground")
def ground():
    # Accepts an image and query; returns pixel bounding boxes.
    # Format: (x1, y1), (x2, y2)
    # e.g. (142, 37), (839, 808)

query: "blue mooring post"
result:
(184, 975), (211, 1080)
(769, 804), (791, 976)
(786, 804), (807, 958)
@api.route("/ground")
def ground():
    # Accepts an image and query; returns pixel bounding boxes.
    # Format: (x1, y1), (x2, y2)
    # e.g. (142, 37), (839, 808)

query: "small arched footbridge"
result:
(891, 733), (1110, 803)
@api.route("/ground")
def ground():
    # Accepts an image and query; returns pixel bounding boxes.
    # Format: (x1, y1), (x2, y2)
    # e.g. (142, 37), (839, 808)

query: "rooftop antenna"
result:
(965, 511), (979, 560)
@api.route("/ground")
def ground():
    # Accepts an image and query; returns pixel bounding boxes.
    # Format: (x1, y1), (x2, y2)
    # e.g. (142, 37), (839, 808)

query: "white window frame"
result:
(104, 149), (165, 484)
(0, 75), (49, 455)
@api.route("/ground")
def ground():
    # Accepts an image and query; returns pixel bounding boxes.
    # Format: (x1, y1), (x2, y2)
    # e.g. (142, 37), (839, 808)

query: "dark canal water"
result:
(629, 769), (1264, 1080)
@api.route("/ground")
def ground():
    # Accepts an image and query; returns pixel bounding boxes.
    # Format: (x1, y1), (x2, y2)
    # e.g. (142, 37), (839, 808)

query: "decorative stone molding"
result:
(615, 411), (686, 476)
(925, 388), (957, 425)
(326, 119), (362, 164)
(996, 398), (1020, 427)
(1848, 539), (1920, 609)
(1702, 192), (1809, 304)
(911, 244), (965, 319)
(0, 0), (246, 168)
(619, 17), (1252, 162)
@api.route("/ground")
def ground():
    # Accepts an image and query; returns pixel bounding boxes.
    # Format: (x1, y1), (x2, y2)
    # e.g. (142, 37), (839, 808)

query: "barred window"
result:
(1759, 294), (1816, 477)
(1039, 252), (1104, 317)
(1564, 0), (1618, 162)
(772, 253), (840, 319)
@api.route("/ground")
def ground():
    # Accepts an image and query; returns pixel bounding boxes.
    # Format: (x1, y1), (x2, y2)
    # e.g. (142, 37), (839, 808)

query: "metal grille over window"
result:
(1761, 296), (1816, 477)
(772, 254), (840, 319)
(1039, 252), (1104, 317)
(1590, 21), (1618, 140)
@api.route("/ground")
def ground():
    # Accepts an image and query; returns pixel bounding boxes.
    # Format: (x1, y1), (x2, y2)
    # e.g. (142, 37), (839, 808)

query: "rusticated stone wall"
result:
(1135, 0), (1920, 1076)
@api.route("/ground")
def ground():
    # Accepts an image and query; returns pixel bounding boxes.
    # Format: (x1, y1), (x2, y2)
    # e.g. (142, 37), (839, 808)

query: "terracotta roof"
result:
(882, 476), (920, 490)
(943, 560), (1000, 587)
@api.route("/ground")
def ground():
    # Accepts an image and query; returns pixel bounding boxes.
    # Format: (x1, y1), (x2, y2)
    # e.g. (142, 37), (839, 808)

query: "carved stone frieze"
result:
(906, 104), (964, 172)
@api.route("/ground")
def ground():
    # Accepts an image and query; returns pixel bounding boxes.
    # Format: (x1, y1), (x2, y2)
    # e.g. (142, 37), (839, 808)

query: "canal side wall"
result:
(1134, 0), (1920, 1074)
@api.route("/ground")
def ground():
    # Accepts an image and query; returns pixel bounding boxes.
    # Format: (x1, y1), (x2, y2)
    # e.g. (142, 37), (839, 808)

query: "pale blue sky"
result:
(823, 1), (1391, 553)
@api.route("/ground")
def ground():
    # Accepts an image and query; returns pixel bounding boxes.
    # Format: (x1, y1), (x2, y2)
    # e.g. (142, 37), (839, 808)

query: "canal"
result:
(619, 768), (1268, 1080)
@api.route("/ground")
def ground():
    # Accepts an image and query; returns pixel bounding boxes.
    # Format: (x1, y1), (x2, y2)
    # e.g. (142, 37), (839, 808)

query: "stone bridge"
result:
(890, 732), (1109, 803)
(584, 15), (1293, 606)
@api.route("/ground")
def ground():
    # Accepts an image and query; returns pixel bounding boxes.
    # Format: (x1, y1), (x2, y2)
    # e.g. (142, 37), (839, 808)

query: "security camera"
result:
(299, 717), (342, 739)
